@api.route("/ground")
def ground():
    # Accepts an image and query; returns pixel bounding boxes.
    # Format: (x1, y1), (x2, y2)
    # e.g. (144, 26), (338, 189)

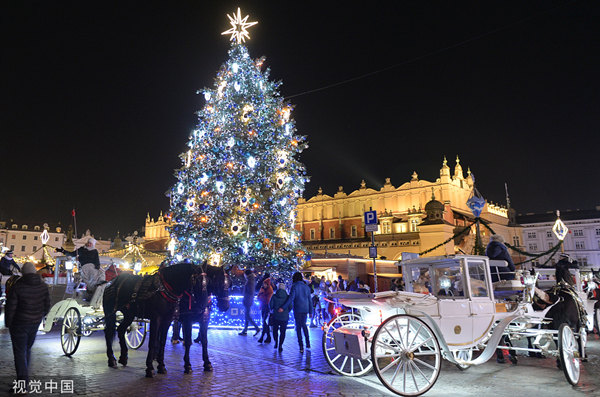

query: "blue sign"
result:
(364, 210), (377, 225)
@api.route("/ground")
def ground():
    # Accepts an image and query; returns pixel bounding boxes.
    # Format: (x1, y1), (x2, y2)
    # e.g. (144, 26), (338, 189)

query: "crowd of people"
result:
(235, 270), (375, 353)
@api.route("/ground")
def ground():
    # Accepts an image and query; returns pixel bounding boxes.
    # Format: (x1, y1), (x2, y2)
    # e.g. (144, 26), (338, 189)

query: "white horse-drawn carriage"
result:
(42, 281), (148, 356)
(323, 255), (586, 396)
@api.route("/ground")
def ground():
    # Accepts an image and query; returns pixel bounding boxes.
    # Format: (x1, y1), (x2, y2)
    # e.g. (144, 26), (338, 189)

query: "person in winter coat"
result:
(269, 283), (290, 352)
(485, 235), (516, 282)
(0, 250), (19, 276)
(256, 277), (274, 343)
(279, 272), (313, 353)
(5, 262), (50, 389)
(239, 270), (260, 336)
(57, 238), (104, 299)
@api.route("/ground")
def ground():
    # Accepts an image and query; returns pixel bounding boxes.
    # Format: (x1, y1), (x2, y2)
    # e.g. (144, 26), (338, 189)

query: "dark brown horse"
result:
(178, 262), (230, 373)
(103, 262), (203, 377)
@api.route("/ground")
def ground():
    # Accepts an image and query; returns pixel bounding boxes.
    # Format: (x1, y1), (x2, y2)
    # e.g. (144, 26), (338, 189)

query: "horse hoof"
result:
(184, 366), (192, 374)
(108, 358), (118, 368)
(118, 356), (128, 366)
(145, 369), (155, 378)
(509, 356), (518, 365)
(157, 365), (167, 374)
(194, 338), (201, 344)
(204, 363), (213, 372)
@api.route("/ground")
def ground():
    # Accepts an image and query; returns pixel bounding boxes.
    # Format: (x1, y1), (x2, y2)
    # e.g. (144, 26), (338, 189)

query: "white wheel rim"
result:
(561, 326), (580, 384)
(372, 316), (441, 396)
(126, 322), (146, 349)
(323, 313), (372, 376)
(61, 309), (80, 355)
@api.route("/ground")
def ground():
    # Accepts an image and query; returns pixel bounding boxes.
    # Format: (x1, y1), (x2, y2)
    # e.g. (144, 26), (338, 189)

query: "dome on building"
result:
(421, 189), (445, 225)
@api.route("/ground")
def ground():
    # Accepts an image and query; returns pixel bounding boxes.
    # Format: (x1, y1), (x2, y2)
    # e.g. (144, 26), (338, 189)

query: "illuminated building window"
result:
(382, 222), (391, 234)
(310, 229), (315, 240)
(410, 219), (418, 232)
(528, 243), (538, 251)
(351, 225), (357, 237)
(329, 228), (335, 239)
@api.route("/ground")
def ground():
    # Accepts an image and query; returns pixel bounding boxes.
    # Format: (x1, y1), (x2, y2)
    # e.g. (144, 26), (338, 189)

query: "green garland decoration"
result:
(418, 222), (474, 256)
(478, 219), (564, 265)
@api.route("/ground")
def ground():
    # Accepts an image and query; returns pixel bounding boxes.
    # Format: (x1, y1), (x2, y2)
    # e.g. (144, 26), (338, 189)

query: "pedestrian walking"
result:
(279, 272), (312, 353)
(269, 283), (290, 352)
(239, 270), (260, 336)
(5, 262), (50, 392)
(257, 276), (273, 343)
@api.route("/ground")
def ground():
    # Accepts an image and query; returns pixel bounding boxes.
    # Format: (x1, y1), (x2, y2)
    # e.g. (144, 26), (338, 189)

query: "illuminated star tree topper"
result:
(221, 8), (258, 44)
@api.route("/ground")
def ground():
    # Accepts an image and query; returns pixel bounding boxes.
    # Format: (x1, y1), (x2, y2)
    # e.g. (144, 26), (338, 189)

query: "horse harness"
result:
(544, 281), (588, 326)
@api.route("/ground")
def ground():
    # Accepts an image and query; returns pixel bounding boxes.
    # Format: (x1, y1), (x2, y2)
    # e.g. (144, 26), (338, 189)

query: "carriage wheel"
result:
(452, 348), (473, 371)
(322, 313), (373, 376)
(125, 320), (147, 350)
(61, 307), (81, 356)
(558, 324), (580, 386)
(371, 314), (441, 397)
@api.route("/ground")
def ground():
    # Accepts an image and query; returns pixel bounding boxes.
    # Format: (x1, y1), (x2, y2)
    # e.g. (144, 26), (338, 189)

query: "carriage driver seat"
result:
(90, 282), (109, 310)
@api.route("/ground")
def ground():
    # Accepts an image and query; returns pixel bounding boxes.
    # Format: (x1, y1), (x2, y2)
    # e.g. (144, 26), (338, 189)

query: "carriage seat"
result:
(89, 282), (109, 309)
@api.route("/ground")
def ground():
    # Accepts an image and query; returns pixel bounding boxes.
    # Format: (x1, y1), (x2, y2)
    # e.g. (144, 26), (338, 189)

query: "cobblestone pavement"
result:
(0, 324), (599, 396)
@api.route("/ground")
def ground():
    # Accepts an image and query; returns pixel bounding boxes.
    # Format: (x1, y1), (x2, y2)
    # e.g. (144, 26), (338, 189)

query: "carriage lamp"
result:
(65, 260), (75, 270)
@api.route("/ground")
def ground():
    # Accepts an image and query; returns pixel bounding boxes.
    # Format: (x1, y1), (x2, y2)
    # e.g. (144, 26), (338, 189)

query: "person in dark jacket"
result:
(56, 238), (100, 268)
(485, 235), (516, 282)
(0, 250), (19, 276)
(239, 270), (260, 336)
(280, 272), (313, 353)
(5, 262), (51, 389)
(269, 283), (290, 352)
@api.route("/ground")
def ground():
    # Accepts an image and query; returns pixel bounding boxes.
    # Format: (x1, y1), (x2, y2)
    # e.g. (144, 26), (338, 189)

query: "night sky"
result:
(2, 1), (599, 239)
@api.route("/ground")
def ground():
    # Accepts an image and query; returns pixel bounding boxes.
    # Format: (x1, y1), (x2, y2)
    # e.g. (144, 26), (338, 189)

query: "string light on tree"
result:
(169, 9), (309, 278)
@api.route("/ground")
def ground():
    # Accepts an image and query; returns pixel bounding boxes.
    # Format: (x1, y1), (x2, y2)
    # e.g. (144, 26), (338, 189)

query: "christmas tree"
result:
(169, 9), (308, 277)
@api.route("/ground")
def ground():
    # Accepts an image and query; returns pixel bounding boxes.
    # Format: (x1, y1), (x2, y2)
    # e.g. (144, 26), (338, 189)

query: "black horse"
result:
(533, 257), (587, 363)
(103, 262), (205, 377)
(178, 262), (230, 373)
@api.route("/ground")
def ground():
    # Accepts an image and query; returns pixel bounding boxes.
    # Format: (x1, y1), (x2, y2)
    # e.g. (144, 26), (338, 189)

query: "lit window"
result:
(382, 222), (391, 234)
(410, 219), (418, 232)
(528, 243), (538, 251)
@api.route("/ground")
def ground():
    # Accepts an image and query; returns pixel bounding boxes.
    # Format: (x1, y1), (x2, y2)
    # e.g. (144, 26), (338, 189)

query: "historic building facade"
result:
(296, 157), (522, 261)
(0, 220), (66, 260)
(518, 208), (600, 268)
(143, 212), (171, 252)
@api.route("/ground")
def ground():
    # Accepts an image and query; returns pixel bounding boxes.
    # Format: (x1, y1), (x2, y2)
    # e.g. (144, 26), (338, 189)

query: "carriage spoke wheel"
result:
(322, 313), (373, 376)
(371, 314), (441, 396)
(452, 348), (473, 371)
(125, 320), (147, 350)
(558, 324), (580, 386)
(61, 307), (81, 356)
